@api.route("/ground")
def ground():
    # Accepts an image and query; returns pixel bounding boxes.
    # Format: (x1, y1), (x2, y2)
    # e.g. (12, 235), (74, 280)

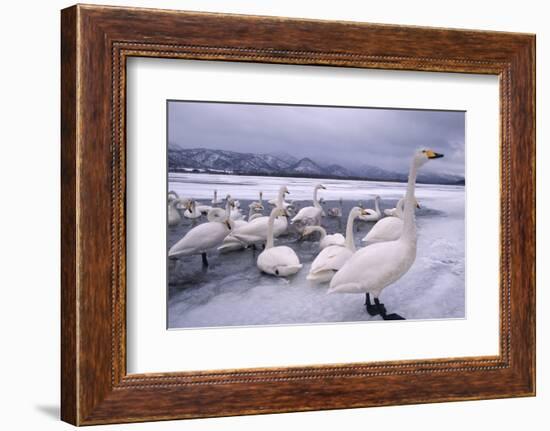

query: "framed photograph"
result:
(61, 4), (535, 425)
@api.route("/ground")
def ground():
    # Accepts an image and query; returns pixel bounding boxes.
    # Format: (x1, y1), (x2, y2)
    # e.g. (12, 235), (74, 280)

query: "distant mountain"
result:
(289, 158), (324, 175)
(168, 147), (464, 185)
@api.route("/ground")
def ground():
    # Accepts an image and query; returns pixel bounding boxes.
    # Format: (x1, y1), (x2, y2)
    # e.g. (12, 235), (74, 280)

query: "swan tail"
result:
(276, 264), (303, 277)
(306, 270), (334, 283)
(327, 282), (362, 294)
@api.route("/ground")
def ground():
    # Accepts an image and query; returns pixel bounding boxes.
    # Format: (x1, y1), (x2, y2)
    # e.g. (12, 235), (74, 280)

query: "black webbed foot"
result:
(201, 252), (209, 267)
(373, 297), (405, 320)
(365, 293), (380, 316)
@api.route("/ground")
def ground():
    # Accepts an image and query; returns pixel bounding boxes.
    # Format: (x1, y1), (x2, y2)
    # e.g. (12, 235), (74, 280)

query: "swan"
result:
(328, 149), (444, 320)
(327, 197), (343, 218)
(168, 198), (189, 227)
(384, 198), (405, 217)
(250, 191), (263, 209)
(291, 183), (326, 231)
(211, 189), (220, 206)
(217, 203), (266, 252)
(358, 196), (382, 222)
(247, 204), (264, 222)
(168, 190), (179, 202)
(183, 200), (202, 220)
(306, 207), (369, 283)
(302, 225), (345, 249)
(362, 198), (421, 244)
(383, 197), (420, 217)
(219, 186), (290, 249)
(257, 207), (303, 277)
(168, 199), (234, 266)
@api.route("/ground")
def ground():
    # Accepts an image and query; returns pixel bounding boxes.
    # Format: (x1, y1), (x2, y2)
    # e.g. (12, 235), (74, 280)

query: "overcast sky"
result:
(168, 101), (465, 177)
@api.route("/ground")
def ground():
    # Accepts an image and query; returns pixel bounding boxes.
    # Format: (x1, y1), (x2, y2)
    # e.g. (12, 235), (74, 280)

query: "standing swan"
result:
(291, 183), (326, 231)
(257, 207), (303, 277)
(168, 199), (234, 266)
(306, 207), (369, 283)
(302, 225), (345, 249)
(328, 149), (444, 320)
(168, 198), (189, 227)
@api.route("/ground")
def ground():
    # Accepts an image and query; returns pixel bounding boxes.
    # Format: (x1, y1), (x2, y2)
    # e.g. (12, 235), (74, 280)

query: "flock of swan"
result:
(168, 149), (444, 320)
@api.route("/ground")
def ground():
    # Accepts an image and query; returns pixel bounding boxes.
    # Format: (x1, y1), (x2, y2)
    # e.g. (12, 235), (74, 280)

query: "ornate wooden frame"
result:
(61, 4), (536, 425)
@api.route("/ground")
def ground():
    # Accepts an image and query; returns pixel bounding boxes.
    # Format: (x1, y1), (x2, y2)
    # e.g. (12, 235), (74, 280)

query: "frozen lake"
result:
(167, 173), (465, 329)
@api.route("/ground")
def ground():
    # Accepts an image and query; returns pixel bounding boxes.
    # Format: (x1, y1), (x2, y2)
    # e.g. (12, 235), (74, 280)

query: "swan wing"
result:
(328, 241), (415, 295)
(169, 222), (229, 257)
(257, 246), (302, 276)
(291, 207), (321, 224)
(362, 217), (403, 244)
(310, 245), (352, 274)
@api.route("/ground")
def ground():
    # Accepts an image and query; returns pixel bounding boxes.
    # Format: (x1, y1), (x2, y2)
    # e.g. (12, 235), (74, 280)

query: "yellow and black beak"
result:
(225, 220), (232, 230)
(426, 150), (444, 159)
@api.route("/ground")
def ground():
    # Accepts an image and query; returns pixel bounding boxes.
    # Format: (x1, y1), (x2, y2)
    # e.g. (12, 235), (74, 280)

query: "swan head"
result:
(315, 183), (327, 190)
(415, 148), (444, 167)
(279, 186), (290, 195)
(349, 206), (370, 218)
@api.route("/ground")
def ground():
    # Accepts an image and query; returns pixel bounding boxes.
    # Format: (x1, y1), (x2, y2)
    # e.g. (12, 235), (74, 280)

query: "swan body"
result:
(257, 207), (302, 277)
(302, 225), (345, 249)
(328, 149), (444, 320)
(168, 198), (185, 227)
(306, 207), (367, 283)
(168, 202), (233, 262)
(358, 196), (382, 222)
(291, 183), (326, 231)
(363, 198), (421, 244)
(328, 198), (343, 218)
(183, 200), (202, 220)
(362, 216), (403, 244)
(220, 186), (289, 249)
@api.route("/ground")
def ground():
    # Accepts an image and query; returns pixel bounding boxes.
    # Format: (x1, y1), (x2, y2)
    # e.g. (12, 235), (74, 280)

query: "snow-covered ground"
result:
(167, 173), (465, 329)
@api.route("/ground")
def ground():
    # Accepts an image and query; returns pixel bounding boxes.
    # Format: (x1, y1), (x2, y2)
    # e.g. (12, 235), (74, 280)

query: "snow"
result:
(167, 173), (465, 329)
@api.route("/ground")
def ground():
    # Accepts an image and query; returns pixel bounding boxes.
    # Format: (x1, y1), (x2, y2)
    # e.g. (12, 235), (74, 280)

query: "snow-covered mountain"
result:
(168, 147), (464, 184)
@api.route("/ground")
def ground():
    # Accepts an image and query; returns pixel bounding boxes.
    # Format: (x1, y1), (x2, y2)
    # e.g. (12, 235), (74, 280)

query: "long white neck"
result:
(277, 188), (285, 209)
(345, 210), (359, 251)
(395, 198), (405, 219)
(266, 208), (279, 249)
(308, 226), (326, 240)
(248, 206), (257, 220)
(401, 160), (418, 243)
(225, 199), (231, 221)
(259, 191), (263, 206)
(213, 190), (217, 202)
(374, 197), (381, 215)
(313, 187), (321, 209)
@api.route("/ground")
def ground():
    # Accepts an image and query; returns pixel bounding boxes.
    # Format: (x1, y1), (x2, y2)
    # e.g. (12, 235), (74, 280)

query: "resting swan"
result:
(183, 200), (202, 220)
(358, 196), (382, 222)
(328, 149), (444, 320)
(302, 225), (345, 249)
(257, 207), (303, 277)
(168, 199), (234, 266)
(362, 198), (420, 244)
(306, 207), (368, 283)
(327, 198), (343, 218)
(219, 186), (290, 249)
(291, 183), (326, 231)
(168, 198), (189, 227)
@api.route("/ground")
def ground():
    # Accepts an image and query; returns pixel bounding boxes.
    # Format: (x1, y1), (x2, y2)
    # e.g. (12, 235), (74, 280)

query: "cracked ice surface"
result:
(167, 173), (465, 329)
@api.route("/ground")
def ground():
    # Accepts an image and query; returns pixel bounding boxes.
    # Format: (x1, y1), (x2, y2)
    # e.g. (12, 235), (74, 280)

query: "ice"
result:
(167, 173), (465, 329)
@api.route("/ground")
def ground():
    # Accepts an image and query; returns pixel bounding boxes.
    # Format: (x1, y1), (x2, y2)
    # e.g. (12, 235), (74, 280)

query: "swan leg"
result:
(374, 297), (405, 320)
(201, 252), (209, 267)
(365, 293), (380, 316)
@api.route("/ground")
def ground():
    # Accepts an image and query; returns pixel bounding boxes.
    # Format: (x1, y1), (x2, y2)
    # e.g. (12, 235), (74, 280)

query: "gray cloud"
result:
(168, 101), (465, 177)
